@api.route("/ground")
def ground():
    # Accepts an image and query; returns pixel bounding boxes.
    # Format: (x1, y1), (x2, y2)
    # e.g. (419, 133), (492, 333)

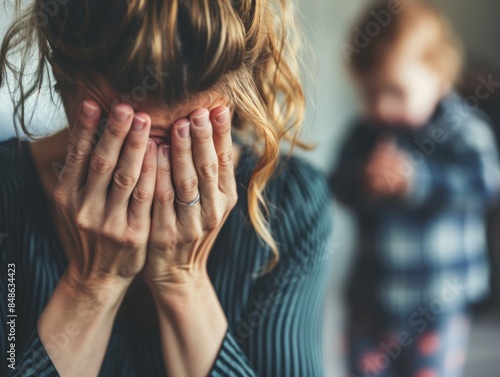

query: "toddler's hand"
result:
(363, 135), (413, 198)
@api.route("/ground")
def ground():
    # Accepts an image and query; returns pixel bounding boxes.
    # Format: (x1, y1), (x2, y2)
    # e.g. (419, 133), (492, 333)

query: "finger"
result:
(210, 106), (235, 195)
(128, 138), (157, 230)
(191, 108), (219, 202)
(58, 100), (101, 191)
(171, 118), (200, 206)
(153, 144), (176, 229)
(85, 103), (134, 196)
(108, 113), (151, 210)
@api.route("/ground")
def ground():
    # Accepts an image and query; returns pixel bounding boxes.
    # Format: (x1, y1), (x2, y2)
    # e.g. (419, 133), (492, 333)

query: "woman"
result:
(0, 0), (333, 376)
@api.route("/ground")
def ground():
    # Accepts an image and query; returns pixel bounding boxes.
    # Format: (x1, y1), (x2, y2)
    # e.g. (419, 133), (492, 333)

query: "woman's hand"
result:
(143, 106), (238, 290)
(54, 99), (157, 292)
(37, 100), (157, 377)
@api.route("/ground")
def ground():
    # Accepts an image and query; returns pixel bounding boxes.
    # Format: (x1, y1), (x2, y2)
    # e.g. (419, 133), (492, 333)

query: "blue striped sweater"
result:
(0, 136), (334, 376)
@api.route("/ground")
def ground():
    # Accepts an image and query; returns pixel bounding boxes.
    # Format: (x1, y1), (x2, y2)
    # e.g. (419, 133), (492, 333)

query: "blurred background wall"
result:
(1, 1), (500, 376)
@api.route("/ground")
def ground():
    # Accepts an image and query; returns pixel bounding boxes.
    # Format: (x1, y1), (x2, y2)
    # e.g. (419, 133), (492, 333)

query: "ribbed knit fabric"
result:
(0, 136), (334, 377)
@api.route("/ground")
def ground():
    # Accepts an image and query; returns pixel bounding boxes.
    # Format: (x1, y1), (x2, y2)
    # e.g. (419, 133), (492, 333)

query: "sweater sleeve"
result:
(209, 156), (334, 376)
(398, 117), (500, 212)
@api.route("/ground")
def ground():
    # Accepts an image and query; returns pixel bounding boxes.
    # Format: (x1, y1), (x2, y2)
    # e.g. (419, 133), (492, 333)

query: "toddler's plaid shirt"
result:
(329, 92), (500, 317)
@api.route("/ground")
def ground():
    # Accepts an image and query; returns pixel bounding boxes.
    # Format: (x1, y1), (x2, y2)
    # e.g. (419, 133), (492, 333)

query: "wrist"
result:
(146, 270), (228, 377)
(60, 261), (131, 308)
(37, 263), (130, 376)
(146, 270), (213, 306)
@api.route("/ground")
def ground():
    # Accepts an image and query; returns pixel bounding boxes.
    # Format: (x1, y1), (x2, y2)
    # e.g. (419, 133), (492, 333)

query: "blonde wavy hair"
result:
(0, 0), (314, 272)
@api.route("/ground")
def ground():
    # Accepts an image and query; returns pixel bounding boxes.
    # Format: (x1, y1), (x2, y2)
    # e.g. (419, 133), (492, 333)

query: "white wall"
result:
(0, 5), (67, 140)
(429, 0), (500, 70)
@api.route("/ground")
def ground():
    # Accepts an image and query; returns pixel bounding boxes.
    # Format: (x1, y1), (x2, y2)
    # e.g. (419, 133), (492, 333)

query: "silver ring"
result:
(175, 192), (201, 207)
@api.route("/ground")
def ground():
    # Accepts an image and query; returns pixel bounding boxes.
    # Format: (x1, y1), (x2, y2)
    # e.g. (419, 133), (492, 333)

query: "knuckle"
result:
(106, 122), (128, 138)
(184, 234), (197, 244)
(100, 225), (116, 240)
(128, 220), (148, 235)
(158, 163), (172, 176)
(132, 186), (152, 204)
(205, 215), (220, 231)
(77, 114), (96, 129)
(200, 160), (218, 180)
(66, 140), (90, 164)
(217, 122), (232, 137)
(75, 212), (90, 231)
(179, 176), (199, 194)
(141, 161), (155, 175)
(90, 154), (113, 175)
(193, 129), (212, 144)
(113, 169), (136, 190)
(183, 227), (200, 243)
(218, 147), (234, 168)
(176, 146), (192, 159)
(157, 188), (176, 205)
(126, 138), (143, 151)
(122, 233), (142, 249)
(53, 186), (68, 208)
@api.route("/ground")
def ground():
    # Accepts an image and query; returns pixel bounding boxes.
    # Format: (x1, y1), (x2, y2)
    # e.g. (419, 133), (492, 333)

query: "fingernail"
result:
(162, 144), (171, 160)
(147, 139), (153, 153)
(214, 108), (230, 124)
(132, 115), (146, 131)
(82, 101), (98, 119)
(192, 110), (210, 127)
(113, 106), (131, 122)
(178, 123), (190, 138)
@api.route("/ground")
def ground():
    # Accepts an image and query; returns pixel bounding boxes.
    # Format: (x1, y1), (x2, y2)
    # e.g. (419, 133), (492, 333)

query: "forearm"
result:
(37, 264), (130, 377)
(149, 273), (228, 377)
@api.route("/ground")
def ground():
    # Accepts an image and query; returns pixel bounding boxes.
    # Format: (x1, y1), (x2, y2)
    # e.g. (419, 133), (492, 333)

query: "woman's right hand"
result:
(53, 99), (156, 293)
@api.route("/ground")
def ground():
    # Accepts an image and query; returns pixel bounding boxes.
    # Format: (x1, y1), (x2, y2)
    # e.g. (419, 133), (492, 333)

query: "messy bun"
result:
(0, 0), (312, 272)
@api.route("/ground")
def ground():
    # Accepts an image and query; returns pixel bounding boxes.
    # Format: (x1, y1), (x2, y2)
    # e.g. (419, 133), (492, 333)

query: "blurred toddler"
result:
(329, 1), (500, 376)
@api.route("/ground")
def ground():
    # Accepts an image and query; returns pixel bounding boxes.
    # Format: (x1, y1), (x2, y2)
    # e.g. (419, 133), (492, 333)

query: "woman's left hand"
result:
(142, 106), (238, 290)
